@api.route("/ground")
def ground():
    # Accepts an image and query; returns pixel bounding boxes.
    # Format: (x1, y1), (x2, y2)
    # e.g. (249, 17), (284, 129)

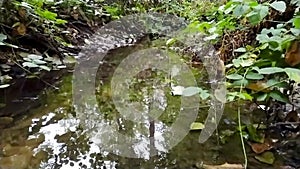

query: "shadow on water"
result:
(0, 42), (290, 169)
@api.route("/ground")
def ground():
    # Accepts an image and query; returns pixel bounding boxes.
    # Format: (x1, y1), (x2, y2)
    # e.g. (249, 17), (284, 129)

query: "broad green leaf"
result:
(27, 54), (43, 60)
(269, 1), (286, 13)
(284, 68), (300, 82)
(227, 94), (236, 102)
(190, 122), (205, 130)
(266, 79), (288, 88)
(233, 4), (250, 17)
(182, 87), (200, 96)
(57, 65), (67, 69)
(55, 19), (67, 24)
(199, 90), (210, 100)
(240, 92), (253, 101)
(293, 17), (300, 29)
(290, 28), (300, 36)
(255, 152), (275, 165)
(232, 79), (249, 86)
(22, 62), (39, 68)
(247, 13), (261, 25)
(240, 59), (254, 67)
(33, 59), (47, 65)
(233, 58), (242, 68)
(291, 0), (300, 7)
(224, 4), (237, 14)
(23, 57), (32, 62)
(259, 5), (269, 20)
(0, 84), (10, 88)
(269, 90), (289, 103)
(234, 47), (246, 52)
(226, 73), (243, 80)
(39, 65), (51, 71)
(257, 67), (284, 74)
(246, 72), (264, 80)
(41, 10), (57, 20)
(0, 33), (7, 41)
(204, 33), (219, 41)
(257, 93), (268, 101)
(166, 38), (176, 46)
(256, 34), (269, 43)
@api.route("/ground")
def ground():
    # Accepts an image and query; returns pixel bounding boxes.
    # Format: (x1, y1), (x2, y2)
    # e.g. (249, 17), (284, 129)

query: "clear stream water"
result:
(0, 41), (289, 169)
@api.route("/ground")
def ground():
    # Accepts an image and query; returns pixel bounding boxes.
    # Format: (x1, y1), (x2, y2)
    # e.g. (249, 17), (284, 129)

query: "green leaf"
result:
(27, 54), (43, 60)
(269, 1), (286, 13)
(233, 4), (250, 17)
(57, 65), (67, 69)
(240, 92), (253, 101)
(190, 122), (205, 130)
(284, 68), (300, 83)
(256, 34), (269, 43)
(234, 47), (247, 52)
(293, 17), (300, 29)
(22, 62), (39, 68)
(166, 38), (176, 46)
(63, 56), (77, 64)
(4, 43), (19, 49)
(55, 19), (67, 24)
(232, 79), (249, 86)
(257, 67), (284, 74)
(226, 73), (243, 80)
(33, 59), (47, 65)
(39, 65), (51, 71)
(199, 90), (210, 100)
(40, 10), (57, 20)
(290, 28), (300, 36)
(247, 13), (261, 25)
(0, 84), (10, 88)
(0, 33), (7, 42)
(232, 58), (242, 68)
(259, 5), (269, 20)
(182, 87), (200, 97)
(246, 72), (264, 80)
(255, 152), (275, 165)
(291, 0), (300, 7)
(240, 59), (254, 67)
(257, 93), (268, 101)
(247, 124), (264, 143)
(269, 90), (289, 103)
(266, 79), (288, 88)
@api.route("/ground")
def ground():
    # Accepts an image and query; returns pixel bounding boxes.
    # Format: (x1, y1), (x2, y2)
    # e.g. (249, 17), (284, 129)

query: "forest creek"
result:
(0, 0), (300, 169)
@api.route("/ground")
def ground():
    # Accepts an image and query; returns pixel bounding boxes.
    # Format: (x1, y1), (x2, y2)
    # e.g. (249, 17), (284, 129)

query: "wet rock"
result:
(0, 146), (32, 169)
(25, 134), (45, 148)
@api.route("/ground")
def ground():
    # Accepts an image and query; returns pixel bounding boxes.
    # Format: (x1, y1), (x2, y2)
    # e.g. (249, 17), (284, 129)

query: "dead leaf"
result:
(17, 23), (26, 36)
(285, 40), (300, 67)
(202, 163), (244, 169)
(249, 142), (272, 154)
(285, 110), (299, 122)
(246, 81), (269, 92)
(18, 7), (26, 18)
